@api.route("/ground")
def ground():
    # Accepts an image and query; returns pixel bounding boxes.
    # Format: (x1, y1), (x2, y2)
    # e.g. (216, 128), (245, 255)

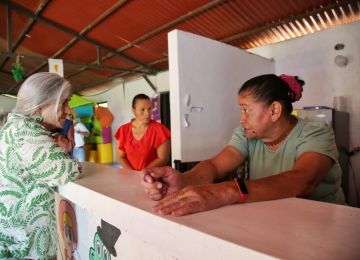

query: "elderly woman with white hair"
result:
(0, 72), (81, 259)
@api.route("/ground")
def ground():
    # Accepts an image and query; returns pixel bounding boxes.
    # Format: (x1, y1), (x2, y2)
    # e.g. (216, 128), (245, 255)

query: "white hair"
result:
(14, 72), (72, 125)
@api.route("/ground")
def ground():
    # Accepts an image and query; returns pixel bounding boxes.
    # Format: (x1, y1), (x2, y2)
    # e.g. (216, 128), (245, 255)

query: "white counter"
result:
(57, 162), (360, 260)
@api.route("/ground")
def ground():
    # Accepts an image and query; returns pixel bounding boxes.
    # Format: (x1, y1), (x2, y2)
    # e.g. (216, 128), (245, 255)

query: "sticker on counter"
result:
(89, 219), (121, 260)
(59, 199), (78, 260)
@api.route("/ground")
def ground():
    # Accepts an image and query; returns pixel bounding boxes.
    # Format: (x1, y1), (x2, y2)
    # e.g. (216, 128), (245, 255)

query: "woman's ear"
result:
(33, 108), (42, 118)
(270, 101), (282, 122)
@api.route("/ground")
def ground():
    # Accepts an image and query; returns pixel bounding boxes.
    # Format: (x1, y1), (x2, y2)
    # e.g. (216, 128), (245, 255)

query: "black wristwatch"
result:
(233, 177), (248, 203)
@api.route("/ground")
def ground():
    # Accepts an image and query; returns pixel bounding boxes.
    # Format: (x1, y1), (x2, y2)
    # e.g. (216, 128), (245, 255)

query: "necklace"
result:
(263, 118), (297, 147)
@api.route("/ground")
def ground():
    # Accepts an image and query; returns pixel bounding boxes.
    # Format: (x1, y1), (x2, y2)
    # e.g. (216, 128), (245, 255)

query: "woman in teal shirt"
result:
(141, 74), (345, 216)
(0, 72), (81, 259)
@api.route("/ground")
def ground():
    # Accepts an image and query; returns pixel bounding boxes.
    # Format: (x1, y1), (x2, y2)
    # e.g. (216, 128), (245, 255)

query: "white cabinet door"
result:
(168, 30), (274, 163)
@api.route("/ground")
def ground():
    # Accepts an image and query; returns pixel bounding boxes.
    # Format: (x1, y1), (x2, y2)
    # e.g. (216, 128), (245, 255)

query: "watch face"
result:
(237, 178), (248, 194)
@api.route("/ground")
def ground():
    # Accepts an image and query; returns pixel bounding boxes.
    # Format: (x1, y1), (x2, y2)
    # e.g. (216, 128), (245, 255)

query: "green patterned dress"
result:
(0, 113), (80, 259)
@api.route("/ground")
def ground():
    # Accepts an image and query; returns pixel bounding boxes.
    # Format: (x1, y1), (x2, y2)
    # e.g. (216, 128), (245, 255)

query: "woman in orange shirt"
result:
(115, 94), (171, 170)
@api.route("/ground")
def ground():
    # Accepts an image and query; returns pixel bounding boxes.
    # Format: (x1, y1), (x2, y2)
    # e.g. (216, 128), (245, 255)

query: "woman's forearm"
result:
(54, 134), (75, 153)
(183, 160), (219, 186)
(146, 158), (168, 168)
(183, 146), (245, 187)
(118, 157), (133, 170)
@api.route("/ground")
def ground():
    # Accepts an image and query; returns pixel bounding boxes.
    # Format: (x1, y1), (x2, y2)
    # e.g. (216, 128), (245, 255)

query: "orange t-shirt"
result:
(114, 120), (171, 170)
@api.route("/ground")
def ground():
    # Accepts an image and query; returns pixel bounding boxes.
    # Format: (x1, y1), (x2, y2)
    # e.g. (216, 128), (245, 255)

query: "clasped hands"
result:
(140, 166), (228, 216)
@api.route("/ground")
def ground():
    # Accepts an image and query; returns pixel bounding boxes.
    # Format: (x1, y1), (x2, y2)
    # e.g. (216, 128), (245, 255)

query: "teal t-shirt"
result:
(228, 119), (345, 204)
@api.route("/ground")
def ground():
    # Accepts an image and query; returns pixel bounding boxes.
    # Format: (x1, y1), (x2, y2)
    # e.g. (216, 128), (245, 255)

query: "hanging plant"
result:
(11, 55), (24, 82)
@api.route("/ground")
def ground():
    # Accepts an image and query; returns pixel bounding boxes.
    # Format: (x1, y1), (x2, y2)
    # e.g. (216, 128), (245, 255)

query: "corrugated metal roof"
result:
(0, 0), (359, 94)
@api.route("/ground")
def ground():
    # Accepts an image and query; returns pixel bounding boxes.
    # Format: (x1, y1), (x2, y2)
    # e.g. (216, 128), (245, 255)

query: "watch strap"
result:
(233, 177), (248, 203)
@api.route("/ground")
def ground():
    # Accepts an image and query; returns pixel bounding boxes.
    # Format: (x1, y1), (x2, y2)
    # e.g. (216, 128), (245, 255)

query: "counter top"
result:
(58, 162), (360, 259)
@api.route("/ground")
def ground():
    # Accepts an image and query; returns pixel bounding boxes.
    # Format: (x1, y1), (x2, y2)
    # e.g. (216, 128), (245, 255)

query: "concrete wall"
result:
(0, 95), (16, 114)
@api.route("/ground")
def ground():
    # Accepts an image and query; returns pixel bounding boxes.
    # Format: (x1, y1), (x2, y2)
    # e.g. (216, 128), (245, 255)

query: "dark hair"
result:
(238, 74), (305, 115)
(132, 94), (151, 109)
